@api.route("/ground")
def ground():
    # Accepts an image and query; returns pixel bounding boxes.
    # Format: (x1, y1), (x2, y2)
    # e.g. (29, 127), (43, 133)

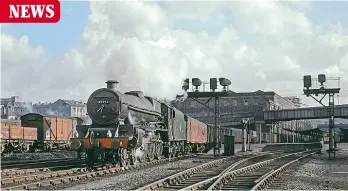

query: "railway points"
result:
(207, 151), (316, 190)
(135, 152), (273, 190)
(135, 150), (317, 191)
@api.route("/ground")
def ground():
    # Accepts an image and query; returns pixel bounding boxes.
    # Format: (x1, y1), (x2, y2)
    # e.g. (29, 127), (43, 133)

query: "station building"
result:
(172, 90), (313, 143)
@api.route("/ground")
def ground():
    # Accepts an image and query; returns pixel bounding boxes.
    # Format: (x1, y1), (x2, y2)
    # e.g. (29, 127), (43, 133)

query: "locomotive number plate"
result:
(98, 100), (110, 104)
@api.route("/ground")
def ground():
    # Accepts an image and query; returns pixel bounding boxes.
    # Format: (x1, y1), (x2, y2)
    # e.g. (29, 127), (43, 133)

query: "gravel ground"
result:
(280, 143), (348, 190)
(1, 150), (77, 161)
(56, 156), (222, 190)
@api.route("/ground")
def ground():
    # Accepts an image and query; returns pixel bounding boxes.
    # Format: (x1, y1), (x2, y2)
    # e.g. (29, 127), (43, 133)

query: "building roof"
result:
(317, 123), (348, 129)
(224, 90), (276, 97)
(298, 128), (324, 135)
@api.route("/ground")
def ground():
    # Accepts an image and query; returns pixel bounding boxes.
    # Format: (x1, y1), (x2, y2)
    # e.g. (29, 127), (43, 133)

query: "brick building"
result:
(1, 96), (87, 119)
(172, 90), (311, 143)
(51, 99), (87, 118)
(1, 96), (34, 119)
(33, 99), (87, 118)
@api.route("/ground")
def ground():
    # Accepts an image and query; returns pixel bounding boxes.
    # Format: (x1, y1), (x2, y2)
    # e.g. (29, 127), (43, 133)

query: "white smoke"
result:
(135, 128), (146, 160)
(45, 107), (66, 116)
(127, 112), (134, 124)
(20, 102), (34, 113)
(175, 92), (188, 103)
(134, 147), (145, 161)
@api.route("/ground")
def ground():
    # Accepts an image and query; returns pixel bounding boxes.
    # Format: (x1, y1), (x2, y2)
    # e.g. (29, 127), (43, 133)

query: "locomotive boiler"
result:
(70, 80), (167, 167)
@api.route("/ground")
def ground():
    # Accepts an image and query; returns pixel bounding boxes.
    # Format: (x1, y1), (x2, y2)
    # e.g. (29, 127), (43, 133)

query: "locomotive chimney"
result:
(106, 80), (119, 91)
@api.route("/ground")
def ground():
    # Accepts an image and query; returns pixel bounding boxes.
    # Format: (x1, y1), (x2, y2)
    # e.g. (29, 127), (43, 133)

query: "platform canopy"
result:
(298, 128), (324, 135)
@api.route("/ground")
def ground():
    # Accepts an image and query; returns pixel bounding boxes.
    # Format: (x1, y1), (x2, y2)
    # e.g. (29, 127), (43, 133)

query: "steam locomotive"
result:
(70, 80), (235, 168)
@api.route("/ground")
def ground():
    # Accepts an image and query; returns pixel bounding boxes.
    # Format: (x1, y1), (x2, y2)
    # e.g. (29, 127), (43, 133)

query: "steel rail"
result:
(251, 152), (315, 191)
(1, 154), (194, 190)
(176, 154), (271, 191)
(206, 150), (315, 191)
(1, 157), (76, 166)
(1, 157), (78, 169)
(135, 151), (272, 191)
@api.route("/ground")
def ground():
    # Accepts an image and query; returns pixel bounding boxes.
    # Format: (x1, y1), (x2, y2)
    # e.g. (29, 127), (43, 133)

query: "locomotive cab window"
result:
(172, 109), (176, 118)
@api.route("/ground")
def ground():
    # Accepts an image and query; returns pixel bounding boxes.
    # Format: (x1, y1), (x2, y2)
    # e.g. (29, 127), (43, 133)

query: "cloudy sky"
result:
(1, 0), (348, 107)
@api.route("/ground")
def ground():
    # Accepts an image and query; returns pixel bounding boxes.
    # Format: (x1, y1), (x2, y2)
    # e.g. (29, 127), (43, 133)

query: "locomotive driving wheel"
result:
(111, 150), (119, 167)
(170, 146), (176, 158)
(137, 148), (145, 163)
(147, 144), (155, 161)
(119, 148), (129, 167)
(85, 149), (95, 170)
(130, 149), (137, 165)
(155, 143), (163, 160)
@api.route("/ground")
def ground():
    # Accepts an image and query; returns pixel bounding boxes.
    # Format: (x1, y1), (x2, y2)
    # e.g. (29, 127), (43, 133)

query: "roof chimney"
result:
(106, 80), (119, 91)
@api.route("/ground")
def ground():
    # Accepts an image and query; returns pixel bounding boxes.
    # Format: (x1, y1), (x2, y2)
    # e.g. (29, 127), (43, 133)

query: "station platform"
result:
(207, 143), (267, 155)
(207, 142), (322, 155)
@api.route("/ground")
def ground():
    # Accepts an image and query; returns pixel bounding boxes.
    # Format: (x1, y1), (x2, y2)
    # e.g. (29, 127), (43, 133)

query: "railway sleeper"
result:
(3, 155), (192, 190)
(1, 168), (48, 177)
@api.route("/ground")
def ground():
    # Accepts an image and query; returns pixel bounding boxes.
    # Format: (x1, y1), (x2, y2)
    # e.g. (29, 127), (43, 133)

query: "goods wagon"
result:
(231, 128), (243, 143)
(185, 116), (207, 144)
(185, 116), (207, 153)
(219, 127), (243, 144)
(1, 125), (37, 140)
(206, 124), (215, 150)
(20, 113), (85, 152)
(1, 120), (37, 153)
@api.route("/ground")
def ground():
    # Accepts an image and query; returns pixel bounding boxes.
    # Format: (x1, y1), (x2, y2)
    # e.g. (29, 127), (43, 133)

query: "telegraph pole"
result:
(180, 77), (231, 157)
(303, 74), (340, 158)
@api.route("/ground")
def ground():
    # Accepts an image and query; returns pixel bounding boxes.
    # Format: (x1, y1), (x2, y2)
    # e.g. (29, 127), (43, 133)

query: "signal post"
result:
(303, 74), (340, 158)
(181, 77), (231, 157)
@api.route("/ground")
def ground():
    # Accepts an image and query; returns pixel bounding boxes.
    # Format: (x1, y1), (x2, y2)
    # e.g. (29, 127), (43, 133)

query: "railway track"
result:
(206, 150), (318, 191)
(0, 154), (199, 190)
(1, 158), (80, 170)
(136, 150), (318, 191)
(135, 152), (281, 190)
(252, 153), (312, 191)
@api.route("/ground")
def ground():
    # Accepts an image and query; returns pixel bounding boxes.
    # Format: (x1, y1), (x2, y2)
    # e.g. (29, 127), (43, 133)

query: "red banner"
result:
(0, 0), (60, 23)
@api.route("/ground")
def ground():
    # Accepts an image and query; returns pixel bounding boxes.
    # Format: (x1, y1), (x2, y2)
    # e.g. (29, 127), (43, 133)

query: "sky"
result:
(1, 0), (348, 107)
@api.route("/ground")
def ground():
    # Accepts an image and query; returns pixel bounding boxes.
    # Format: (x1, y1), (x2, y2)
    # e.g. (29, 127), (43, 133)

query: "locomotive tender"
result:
(70, 80), (238, 167)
